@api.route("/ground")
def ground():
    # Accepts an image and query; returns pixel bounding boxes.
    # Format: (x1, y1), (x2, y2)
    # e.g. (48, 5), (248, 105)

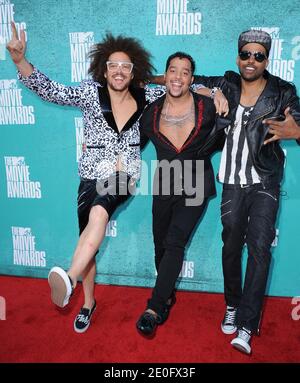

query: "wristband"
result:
(210, 87), (221, 99)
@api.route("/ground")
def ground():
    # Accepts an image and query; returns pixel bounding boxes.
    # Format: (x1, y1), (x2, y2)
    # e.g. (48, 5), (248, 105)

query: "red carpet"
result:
(0, 275), (299, 363)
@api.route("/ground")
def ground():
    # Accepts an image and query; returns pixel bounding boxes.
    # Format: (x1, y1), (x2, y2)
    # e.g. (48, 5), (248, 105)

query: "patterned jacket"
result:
(18, 67), (165, 181)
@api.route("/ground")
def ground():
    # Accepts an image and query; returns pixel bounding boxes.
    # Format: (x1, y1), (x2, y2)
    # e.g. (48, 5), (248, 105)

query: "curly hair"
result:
(88, 33), (155, 87)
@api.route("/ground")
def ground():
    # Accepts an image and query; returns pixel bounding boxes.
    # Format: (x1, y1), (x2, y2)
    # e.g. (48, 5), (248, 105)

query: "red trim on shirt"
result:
(179, 99), (204, 153)
(153, 105), (178, 152)
(152, 99), (204, 154)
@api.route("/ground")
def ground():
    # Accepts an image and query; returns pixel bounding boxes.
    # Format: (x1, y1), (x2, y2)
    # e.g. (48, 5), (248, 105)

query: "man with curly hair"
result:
(7, 22), (166, 333)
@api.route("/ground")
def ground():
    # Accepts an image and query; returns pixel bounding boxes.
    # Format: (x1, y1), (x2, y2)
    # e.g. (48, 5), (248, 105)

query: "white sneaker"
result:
(231, 327), (252, 355)
(221, 306), (237, 334)
(48, 266), (73, 308)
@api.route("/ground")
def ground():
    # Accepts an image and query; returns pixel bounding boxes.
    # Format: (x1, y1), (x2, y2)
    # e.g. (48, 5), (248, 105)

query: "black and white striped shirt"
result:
(218, 104), (260, 185)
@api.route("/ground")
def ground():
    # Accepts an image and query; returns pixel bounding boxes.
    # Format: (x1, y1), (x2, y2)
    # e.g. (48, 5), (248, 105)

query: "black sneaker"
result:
(221, 305), (237, 334)
(74, 300), (96, 333)
(136, 311), (158, 337)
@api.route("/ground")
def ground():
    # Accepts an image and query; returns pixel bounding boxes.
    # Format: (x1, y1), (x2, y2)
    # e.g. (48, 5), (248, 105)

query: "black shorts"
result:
(77, 171), (134, 234)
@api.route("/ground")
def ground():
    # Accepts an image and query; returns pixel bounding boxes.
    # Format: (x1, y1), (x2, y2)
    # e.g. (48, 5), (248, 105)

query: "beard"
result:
(106, 75), (131, 92)
(108, 83), (129, 92)
(239, 68), (265, 83)
(167, 89), (184, 98)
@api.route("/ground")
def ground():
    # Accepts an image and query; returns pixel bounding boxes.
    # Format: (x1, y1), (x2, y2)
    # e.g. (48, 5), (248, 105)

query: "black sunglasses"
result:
(239, 50), (267, 63)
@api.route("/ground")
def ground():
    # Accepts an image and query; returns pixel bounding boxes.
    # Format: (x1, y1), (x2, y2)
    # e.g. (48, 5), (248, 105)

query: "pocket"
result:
(220, 190), (232, 218)
(86, 145), (105, 149)
(220, 199), (232, 218)
(129, 143), (140, 147)
(257, 187), (280, 202)
(77, 179), (96, 203)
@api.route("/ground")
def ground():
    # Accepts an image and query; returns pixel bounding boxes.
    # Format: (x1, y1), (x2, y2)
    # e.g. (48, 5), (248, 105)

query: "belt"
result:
(223, 183), (263, 190)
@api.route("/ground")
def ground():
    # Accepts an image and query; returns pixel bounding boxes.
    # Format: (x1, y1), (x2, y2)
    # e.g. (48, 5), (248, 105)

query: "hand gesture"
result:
(263, 107), (300, 145)
(6, 21), (26, 64)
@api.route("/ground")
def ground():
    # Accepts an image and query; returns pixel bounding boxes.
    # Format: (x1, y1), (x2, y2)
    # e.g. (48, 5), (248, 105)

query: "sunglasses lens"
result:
(239, 51), (266, 62)
(239, 51), (250, 61)
(254, 53), (266, 62)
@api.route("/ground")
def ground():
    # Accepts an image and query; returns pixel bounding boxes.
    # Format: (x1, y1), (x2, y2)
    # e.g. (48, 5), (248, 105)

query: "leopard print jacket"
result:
(18, 67), (165, 181)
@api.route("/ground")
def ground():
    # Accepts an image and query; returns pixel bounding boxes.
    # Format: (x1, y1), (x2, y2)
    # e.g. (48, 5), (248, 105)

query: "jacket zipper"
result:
(245, 108), (274, 189)
(250, 107), (273, 122)
(252, 108), (283, 163)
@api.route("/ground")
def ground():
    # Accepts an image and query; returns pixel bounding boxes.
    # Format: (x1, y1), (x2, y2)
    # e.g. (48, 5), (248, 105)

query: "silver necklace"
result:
(161, 100), (194, 126)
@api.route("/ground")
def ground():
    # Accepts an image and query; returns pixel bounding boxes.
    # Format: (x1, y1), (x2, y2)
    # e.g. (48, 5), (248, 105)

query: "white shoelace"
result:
(76, 314), (89, 324)
(224, 306), (237, 324)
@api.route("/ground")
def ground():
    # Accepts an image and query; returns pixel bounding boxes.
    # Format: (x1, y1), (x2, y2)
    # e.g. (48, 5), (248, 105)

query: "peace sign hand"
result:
(6, 21), (26, 64)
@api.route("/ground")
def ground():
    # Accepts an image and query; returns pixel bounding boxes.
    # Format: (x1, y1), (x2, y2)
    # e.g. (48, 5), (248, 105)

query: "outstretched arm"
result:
(195, 87), (229, 117)
(6, 21), (33, 77)
(7, 22), (87, 108)
(150, 75), (229, 116)
(149, 75), (165, 86)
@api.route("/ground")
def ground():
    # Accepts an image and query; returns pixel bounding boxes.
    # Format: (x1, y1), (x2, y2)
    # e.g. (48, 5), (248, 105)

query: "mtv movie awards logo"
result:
(179, 261), (194, 278)
(156, 0), (201, 35)
(12, 226), (46, 267)
(156, 260), (194, 278)
(4, 156), (42, 198)
(0, 79), (35, 125)
(74, 117), (84, 162)
(69, 32), (94, 82)
(253, 27), (300, 81)
(105, 220), (117, 237)
(0, 0), (26, 61)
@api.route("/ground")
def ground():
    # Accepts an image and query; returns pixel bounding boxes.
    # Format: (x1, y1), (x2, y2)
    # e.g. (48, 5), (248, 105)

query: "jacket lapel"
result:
(97, 85), (146, 135)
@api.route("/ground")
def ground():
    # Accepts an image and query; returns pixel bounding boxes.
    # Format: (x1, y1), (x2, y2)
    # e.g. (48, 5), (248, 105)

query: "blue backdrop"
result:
(1, 0), (299, 296)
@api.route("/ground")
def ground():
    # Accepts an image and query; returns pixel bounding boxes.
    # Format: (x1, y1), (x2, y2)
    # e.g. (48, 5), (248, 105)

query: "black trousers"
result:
(147, 194), (208, 315)
(221, 183), (280, 333)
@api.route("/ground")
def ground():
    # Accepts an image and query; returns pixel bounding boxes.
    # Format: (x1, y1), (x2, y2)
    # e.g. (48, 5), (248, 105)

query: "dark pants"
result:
(221, 183), (280, 333)
(147, 195), (208, 315)
(77, 172), (133, 234)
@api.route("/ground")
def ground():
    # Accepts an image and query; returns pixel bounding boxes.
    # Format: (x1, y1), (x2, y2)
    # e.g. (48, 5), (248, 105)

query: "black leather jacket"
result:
(194, 70), (300, 187)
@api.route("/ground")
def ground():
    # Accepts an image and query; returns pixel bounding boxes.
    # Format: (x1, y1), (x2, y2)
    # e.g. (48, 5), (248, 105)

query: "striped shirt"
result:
(218, 104), (260, 185)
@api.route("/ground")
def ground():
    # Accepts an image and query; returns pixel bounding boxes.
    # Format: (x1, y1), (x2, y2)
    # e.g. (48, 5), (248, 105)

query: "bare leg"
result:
(73, 258), (97, 333)
(68, 205), (108, 287)
(81, 258), (96, 309)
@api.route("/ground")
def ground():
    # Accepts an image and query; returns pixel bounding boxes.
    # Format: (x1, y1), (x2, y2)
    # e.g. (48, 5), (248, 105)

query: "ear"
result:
(265, 58), (269, 69)
(104, 72), (107, 78)
(236, 56), (239, 67)
(191, 75), (194, 85)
